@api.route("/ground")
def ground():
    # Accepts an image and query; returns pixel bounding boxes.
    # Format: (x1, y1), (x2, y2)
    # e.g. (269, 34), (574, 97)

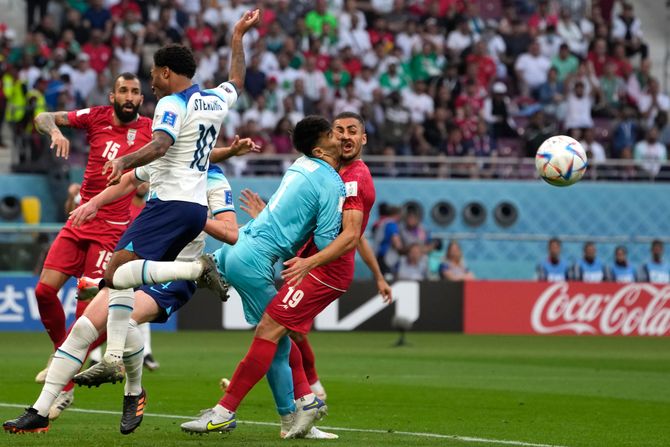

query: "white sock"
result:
(310, 380), (324, 393)
(105, 288), (135, 362)
(297, 392), (315, 404)
(214, 404), (234, 417)
(123, 319), (144, 396)
(89, 346), (102, 363)
(33, 316), (99, 416)
(113, 259), (204, 289)
(139, 322), (152, 356)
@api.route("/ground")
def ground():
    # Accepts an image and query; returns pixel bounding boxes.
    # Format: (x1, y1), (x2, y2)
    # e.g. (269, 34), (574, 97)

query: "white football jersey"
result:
(176, 165), (235, 261)
(140, 82), (237, 206)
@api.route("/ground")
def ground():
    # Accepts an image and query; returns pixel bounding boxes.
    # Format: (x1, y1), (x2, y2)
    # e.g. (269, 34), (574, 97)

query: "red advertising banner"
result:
(464, 281), (670, 336)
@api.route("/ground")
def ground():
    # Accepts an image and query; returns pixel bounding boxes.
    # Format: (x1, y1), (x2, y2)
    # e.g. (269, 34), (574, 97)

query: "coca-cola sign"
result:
(464, 281), (670, 336)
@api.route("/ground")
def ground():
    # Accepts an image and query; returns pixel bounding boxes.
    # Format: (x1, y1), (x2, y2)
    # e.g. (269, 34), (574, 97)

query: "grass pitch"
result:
(1, 331), (669, 446)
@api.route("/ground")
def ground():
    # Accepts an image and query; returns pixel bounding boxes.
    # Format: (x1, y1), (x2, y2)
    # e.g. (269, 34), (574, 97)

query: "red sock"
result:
(35, 282), (66, 350)
(75, 300), (88, 319)
(294, 336), (319, 385)
(219, 337), (277, 412)
(289, 339), (312, 399)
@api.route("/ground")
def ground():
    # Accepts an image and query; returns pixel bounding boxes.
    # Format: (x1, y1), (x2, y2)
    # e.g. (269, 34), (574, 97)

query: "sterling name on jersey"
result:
(145, 82), (237, 206)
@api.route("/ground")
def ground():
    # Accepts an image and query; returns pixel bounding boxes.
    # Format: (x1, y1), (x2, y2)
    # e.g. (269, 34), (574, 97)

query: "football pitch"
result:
(1, 331), (668, 446)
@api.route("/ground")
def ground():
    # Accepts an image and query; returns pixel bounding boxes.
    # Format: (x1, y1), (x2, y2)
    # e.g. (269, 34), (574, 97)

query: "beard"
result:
(113, 101), (140, 123)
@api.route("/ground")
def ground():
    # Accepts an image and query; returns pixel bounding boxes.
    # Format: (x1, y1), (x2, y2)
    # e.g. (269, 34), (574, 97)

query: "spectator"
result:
(439, 240), (475, 281)
(586, 37), (609, 77)
(551, 43), (579, 83)
(564, 81), (594, 131)
(570, 241), (606, 282)
(380, 62), (409, 94)
(324, 57), (351, 91)
(382, 91), (412, 153)
(402, 80), (434, 124)
(524, 109), (558, 157)
(409, 42), (444, 83)
(538, 24), (564, 59)
(83, 0), (112, 34)
(88, 71), (110, 107)
(580, 127), (607, 164)
(637, 78), (670, 128)
(81, 29), (112, 74)
(611, 2), (648, 60)
(528, 0), (558, 34)
(70, 53), (97, 107)
(483, 81), (518, 139)
(638, 240), (670, 283)
(333, 83), (363, 116)
(515, 40), (551, 97)
(373, 205), (403, 278)
(305, 0), (338, 38)
(634, 126), (667, 178)
(396, 243), (429, 281)
(537, 67), (566, 118)
(395, 20), (421, 60)
(611, 105), (640, 159)
(338, 14), (371, 57)
(353, 65), (380, 104)
(270, 117), (294, 154)
(398, 210), (432, 251)
(446, 18), (478, 59)
(605, 246), (637, 283)
(114, 34), (140, 76)
(243, 96), (278, 133)
(596, 61), (626, 117)
(556, 7), (587, 56)
(537, 237), (569, 282)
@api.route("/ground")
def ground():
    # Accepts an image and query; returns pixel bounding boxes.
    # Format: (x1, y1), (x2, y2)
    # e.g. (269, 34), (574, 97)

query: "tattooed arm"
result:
(102, 130), (173, 186)
(34, 111), (72, 159)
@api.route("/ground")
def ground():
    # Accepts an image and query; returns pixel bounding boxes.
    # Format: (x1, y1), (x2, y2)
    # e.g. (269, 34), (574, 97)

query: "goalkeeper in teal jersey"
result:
(209, 116), (344, 427)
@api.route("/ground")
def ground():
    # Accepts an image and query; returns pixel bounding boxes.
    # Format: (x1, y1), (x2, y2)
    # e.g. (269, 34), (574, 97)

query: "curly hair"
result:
(153, 44), (196, 79)
(292, 115), (332, 157)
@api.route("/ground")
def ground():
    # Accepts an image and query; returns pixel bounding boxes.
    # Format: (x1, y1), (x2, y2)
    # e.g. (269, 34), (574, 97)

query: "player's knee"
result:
(35, 281), (59, 302)
(256, 314), (286, 342)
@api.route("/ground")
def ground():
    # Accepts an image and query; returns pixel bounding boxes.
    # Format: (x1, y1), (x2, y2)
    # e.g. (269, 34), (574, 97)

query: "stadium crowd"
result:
(0, 0), (668, 178)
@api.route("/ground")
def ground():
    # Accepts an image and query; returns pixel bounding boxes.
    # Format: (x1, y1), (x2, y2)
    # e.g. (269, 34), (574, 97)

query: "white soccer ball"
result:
(535, 135), (588, 187)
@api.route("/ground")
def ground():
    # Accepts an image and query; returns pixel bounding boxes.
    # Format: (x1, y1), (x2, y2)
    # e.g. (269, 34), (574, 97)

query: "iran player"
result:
(181, 113), (392, 438)
(70, 10), (260, 386)
(31, 72), (152, 416)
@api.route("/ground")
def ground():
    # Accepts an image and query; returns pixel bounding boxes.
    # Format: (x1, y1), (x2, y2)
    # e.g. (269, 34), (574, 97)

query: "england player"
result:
(69, 10), (260, 385)
(119, 116), (344, 437)
(3, 164), (239, 435)
(180, 113), (391, 438)
(30, 72), (152, 416)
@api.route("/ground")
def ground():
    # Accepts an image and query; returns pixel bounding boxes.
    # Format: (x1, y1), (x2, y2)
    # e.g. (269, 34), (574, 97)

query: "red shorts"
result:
(43, 217), (128, 279)
(266, 273), (346, 334)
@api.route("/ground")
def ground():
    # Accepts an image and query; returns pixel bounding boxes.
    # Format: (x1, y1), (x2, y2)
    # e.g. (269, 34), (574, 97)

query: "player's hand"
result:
(239, 188), (265, 219)
(229, 135), (261, 157)
(50, 130), (71, 159)
(69, 201), (99, 227)
(281, 256), (316, 287)
(377, 279), (393, 304)
(103, 158), (125, 186)
(233, 9), (261, 36)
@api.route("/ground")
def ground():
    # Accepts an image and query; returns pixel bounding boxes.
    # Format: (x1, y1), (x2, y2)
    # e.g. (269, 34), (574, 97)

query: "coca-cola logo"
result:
(531, 283), (670, 336)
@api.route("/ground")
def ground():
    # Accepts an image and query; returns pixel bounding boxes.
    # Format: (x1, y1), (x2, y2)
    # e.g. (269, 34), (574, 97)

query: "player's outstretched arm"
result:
(34, 111), (71, 159)
(228, 9), (261, 90)
(357, 236), (393, 303)
(70, 171), (144, 226)
(282, 209), (363, 286)
(209, 135), (260, 163)
(204, 211), (239, 245)
(102, 130), (173, 186)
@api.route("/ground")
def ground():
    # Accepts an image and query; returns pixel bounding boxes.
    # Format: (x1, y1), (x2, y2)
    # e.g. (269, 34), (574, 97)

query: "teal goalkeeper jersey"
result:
(242, 155), (345, 261)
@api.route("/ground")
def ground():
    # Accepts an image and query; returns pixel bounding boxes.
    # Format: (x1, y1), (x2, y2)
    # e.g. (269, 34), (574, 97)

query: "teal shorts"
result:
(214, 233), (278, 325)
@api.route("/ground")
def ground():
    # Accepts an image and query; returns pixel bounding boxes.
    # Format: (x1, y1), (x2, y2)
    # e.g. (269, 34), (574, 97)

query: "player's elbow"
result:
(342, 227), (361, 251)
(225, 227), (239, 245)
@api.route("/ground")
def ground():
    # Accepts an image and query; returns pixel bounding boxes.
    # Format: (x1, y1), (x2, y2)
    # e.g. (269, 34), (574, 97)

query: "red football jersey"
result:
(67, 106), (153, 222)
(301, 159), (376, 290)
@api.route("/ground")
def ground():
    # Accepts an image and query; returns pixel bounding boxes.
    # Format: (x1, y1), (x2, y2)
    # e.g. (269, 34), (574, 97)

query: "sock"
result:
(112, 259), (204, 289)
(123, 319), (144, 396)
(105, 288), (135, 362)
(213, 404), (234, 418)
(139, 322), (152, 356)
(75, 299), (88, 319)
(33, 316), (98, 417)
(89, 346), (102, 363)
(289, 339), (312, 400)
(220, 337), (278, 413)
(294, 335), (319, 385)
(266, 335), (296, 415)
(35, 282), (66, 350)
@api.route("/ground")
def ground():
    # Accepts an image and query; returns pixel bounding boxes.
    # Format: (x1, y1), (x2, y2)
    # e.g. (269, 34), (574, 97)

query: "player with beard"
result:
(30, 72), (152, 419)
(181, 112), (392, 438)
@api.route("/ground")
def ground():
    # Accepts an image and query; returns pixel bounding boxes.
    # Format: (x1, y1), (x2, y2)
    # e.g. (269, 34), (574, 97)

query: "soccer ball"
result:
(535, 135), (588, 186)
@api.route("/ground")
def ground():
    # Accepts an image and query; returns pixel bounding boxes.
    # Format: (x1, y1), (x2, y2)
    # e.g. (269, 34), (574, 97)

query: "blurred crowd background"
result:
(1, 0), (670, 178)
